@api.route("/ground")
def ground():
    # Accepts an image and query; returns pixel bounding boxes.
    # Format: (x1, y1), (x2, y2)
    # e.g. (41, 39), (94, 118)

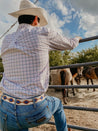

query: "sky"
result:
(0, 0), (98, 53)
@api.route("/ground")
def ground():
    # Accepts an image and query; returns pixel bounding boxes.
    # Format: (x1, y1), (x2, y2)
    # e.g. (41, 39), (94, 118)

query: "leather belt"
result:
(2, 94), (45, 105)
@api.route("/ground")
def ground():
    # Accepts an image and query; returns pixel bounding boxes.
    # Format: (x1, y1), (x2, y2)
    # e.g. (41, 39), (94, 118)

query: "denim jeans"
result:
(0, 94), (68, 131)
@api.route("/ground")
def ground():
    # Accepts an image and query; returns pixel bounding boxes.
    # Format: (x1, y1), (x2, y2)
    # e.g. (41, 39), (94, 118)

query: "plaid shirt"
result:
(1, 24), (79, 98)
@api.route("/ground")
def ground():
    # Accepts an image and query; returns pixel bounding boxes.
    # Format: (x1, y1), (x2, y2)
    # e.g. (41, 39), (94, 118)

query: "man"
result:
(0, 0), (81, 131)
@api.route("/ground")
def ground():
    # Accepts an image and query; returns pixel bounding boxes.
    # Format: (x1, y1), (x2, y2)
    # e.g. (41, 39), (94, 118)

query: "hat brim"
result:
(9, 8), (48, 27)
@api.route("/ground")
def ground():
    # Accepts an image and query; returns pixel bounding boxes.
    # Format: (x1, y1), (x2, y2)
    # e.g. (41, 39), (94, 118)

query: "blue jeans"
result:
(0, 94), (68, 131)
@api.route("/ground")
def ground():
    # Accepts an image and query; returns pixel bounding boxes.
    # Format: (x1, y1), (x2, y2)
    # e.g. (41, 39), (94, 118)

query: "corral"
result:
(0, 0), (98, 128)
(28, 61), (98, 131)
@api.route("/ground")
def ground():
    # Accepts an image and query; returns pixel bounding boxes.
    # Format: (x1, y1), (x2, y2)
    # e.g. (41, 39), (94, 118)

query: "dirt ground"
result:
(30, 79), (98, 131)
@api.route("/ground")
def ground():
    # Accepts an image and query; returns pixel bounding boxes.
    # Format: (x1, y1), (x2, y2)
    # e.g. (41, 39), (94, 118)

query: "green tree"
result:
(49, 51), (64, 66)
(63, 50), (71, 65)
(70, 45), (98, 64)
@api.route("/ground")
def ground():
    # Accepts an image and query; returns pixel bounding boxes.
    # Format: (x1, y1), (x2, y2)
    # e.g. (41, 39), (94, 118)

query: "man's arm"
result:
(47, 28), (81, 51)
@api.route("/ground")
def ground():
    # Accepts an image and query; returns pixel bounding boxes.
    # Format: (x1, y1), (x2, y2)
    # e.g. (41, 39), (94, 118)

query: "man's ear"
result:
(33, 16), (38, 25)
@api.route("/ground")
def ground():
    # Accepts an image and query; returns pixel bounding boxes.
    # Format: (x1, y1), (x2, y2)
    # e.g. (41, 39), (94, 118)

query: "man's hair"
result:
(18, 15), (40, 24)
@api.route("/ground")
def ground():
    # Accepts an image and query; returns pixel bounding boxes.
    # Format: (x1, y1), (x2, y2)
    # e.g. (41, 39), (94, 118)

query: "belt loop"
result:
(14, 98), (17, 110)
(32, 98), (36, 108)
(0, 94), (3, 105)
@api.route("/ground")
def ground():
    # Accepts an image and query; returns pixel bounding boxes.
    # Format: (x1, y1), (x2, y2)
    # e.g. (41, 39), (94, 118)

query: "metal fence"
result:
(48, 61), (98, 131)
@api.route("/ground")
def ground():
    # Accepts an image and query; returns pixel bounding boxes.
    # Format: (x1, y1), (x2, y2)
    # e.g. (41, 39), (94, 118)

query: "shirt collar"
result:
(17, 24), (33, 31)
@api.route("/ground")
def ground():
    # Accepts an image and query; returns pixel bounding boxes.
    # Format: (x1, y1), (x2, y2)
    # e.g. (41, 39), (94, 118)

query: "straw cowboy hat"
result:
(9, 0), (48, 26)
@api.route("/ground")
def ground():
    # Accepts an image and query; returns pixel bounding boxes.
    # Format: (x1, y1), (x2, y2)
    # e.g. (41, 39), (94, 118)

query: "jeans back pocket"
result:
(26, 105), (52, 127)
(0, 110), (7, 131)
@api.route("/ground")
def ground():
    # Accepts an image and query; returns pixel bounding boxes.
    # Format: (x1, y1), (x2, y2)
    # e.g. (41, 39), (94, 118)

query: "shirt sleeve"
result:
(47, 28), (80, 51)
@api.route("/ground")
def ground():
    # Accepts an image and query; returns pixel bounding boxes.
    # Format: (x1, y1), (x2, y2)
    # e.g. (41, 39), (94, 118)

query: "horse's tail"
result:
(60, 70), (68, 104)
(95, 67), (98, 78)
(60, 70), (66, 85)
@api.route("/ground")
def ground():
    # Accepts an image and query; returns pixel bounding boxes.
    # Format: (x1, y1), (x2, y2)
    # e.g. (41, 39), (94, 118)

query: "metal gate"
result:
(48, 61), (98, 131)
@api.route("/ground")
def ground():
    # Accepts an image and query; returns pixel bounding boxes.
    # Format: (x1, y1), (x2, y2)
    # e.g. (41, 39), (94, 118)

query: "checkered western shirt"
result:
(1, 24), (79, 98)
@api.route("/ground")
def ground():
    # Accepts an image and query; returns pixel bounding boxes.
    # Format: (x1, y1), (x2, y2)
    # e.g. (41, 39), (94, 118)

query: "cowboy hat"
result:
(9, 0), (48, 26)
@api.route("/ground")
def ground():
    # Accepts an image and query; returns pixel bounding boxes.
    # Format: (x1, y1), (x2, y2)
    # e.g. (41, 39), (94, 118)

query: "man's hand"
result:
(75, 36), (82, 41)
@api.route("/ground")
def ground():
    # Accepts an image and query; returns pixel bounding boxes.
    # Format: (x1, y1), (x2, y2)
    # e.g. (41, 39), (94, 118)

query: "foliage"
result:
(62, 50), (71, 65)
(49, 50), (72, 66)
(49, 51), (64, 66)
(0, 57), (3, 72)
(70, 45), (98, 64)
(49, 45), (98, 66)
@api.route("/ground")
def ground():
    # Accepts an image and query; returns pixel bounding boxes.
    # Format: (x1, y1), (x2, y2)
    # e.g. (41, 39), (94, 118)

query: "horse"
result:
(50, 66), (83, 104)
(83, 66), (98, 91)
(60, 66), (83, 104)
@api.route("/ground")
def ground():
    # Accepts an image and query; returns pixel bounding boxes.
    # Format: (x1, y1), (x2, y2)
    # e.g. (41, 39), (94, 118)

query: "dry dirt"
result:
(30, 79), (98, 131)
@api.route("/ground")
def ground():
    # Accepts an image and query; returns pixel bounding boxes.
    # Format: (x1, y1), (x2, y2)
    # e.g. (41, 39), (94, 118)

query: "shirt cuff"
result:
(75, 37), (81, 42)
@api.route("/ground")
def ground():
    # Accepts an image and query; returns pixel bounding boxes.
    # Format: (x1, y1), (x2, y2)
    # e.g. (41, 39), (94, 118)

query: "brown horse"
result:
(83, 66), (98, 91)
(60, 67), (83, 104)
(50, 67), (83, 104)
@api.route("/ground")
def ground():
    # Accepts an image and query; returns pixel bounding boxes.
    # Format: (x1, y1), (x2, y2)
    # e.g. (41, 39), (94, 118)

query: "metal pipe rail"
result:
(49, 85), (98, 89)
(79, 35), (98, 43)
(63, 105), (98, 112)
(48, 122), (98, 131)
(50, 61), (98, 70)
(49, 85), (98, 130)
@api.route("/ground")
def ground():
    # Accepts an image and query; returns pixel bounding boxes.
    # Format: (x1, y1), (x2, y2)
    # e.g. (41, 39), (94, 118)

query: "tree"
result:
(63, 50), (71, 65)
(70, 45), (98, 64)
(49, 50), (72, 66)
(49, 51), (64, 66)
